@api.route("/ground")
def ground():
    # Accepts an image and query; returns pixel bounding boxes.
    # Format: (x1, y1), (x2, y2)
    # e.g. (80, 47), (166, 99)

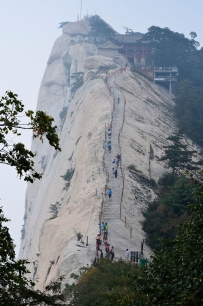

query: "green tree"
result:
(159, 130), (198, 175)
(0, 91), (61, 182)
(143, 174), (194, 250)
(139, 174), (203, 305)
(89, 16), (115, 44)
(143, 26), (203, 86)
(0, 207), (68, 305)
(64, 259), (144, 306)
(0, 91), (67, 304)
(175, 80), (203, 146)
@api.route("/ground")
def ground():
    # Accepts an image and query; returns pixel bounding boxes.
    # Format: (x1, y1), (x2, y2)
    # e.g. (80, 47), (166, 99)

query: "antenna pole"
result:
(80, 0), (82, 20)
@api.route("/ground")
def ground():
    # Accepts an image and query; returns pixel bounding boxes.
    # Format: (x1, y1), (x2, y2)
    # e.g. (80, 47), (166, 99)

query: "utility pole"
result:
(80, 0), (82, 20)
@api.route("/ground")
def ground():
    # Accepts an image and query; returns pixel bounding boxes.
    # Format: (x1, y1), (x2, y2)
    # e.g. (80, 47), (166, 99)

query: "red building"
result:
(114, 34), (151, 65)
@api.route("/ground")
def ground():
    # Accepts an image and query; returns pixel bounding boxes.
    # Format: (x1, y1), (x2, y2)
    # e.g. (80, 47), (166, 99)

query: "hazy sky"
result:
(0, 0), (203, 255)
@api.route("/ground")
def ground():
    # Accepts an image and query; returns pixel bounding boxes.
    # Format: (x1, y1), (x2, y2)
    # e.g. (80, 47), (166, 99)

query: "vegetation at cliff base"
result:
(63, 259), (144, 306)
(142, 174), (194, 250)
(143, 131), (200, 250)
(64, 173), (203, 305)
(0, 209), (67, 304)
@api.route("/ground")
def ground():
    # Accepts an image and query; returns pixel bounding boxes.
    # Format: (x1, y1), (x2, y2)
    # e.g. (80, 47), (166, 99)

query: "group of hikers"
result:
(106, 126), (112, 153)
(94, 66), (127, 262)
(112, 153), (121, 177)
(95, 222), (115, 261)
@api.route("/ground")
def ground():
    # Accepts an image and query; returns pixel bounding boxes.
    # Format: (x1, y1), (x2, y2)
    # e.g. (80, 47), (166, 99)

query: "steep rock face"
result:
(19, 20), (196, 290)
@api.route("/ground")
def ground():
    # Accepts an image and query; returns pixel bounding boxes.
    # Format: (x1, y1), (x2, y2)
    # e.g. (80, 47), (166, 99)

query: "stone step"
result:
(103, 213), (119, 216)
(103, 218), (119, 221)
(103, 210), (119, 213)
(103, 212), (119, 215)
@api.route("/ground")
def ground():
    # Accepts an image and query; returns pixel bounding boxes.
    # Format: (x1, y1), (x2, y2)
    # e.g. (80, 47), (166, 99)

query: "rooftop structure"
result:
(114, 34), (150, 65)
(153, 67), (178, 94)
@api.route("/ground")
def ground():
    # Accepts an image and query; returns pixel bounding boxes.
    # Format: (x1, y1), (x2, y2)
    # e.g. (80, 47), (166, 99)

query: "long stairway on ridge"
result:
(102, 71), (132, 255)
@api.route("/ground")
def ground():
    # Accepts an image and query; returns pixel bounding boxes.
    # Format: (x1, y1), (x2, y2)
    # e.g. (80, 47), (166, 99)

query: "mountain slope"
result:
(19, 19), (197, 290)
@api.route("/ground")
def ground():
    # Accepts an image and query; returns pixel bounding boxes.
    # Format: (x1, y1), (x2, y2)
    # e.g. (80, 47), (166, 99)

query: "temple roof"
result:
(98, 40), (122, 49)
(115, 33), (144, 44)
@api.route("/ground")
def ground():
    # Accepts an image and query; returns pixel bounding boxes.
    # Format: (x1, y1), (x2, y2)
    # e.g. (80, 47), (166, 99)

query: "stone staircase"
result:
(102, 73), (127, 245)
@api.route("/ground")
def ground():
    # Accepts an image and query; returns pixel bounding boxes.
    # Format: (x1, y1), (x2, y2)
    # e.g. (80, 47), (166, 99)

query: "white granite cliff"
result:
(19, 19), (197, 290)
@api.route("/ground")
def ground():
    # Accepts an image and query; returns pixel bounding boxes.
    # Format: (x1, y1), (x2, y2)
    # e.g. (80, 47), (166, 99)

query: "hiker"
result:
(106, 142), (109, 148)
(108, 189), (112, 199)
(101, 222), (105, 233)
(105, 243), (110, 257)
(126, 249), (130, 261)
(114, 168), (118, 178)
(100, 250), (103, 258)
(96, 234), (102, 251)
(103, 232), (108, 243)
(105, 223), (109, 236)
(112, 157), (116, 163)
(117, 154), (121, 160)
(108, 130), (111, 136)
(112, 168), (115, 177)
(110, 246), (115, 261)
(108, 144), (111, 153)
(116, 158), (119, 167)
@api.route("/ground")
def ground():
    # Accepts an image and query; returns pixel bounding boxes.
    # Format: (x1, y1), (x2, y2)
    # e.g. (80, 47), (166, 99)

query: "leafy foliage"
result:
(63, 259), (144, 306)
(0, 207), (68, 305)
(143, 26), (203, 86)
(70, 72), (84, 97)
(139, 174), (203, 305)
(64, 173), (203, 305)
(49, 202), (61, 219)
(0, 91), (60, 182)
(143, 174), (195, 250)
(128, 164), (142, 173)
(0, 91), (68, 303)
(89, 15), (115, 44)
(143, 26), (203, 146)
(58, 21), (69, 29)
(159, 130), (198, 175)
(175, 80), (203, 146)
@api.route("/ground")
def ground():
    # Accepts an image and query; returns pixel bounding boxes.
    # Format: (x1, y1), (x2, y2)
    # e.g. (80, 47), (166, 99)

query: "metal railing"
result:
(154, 76), (177, 82)
(154, 67), (178, 72)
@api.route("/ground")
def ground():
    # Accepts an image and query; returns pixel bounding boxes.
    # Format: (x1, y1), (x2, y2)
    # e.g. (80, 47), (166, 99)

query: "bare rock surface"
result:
(19, 20), (199, 290)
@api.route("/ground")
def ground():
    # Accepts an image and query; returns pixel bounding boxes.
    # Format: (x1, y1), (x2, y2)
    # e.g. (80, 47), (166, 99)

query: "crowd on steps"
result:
(93, 64), (147, 266)
(94, 122), (122, 263)
(94, 66), (128, 263)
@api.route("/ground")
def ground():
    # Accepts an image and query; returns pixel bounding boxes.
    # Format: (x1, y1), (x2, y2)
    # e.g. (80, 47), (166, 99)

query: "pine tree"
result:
(159, 130), (198, 175)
